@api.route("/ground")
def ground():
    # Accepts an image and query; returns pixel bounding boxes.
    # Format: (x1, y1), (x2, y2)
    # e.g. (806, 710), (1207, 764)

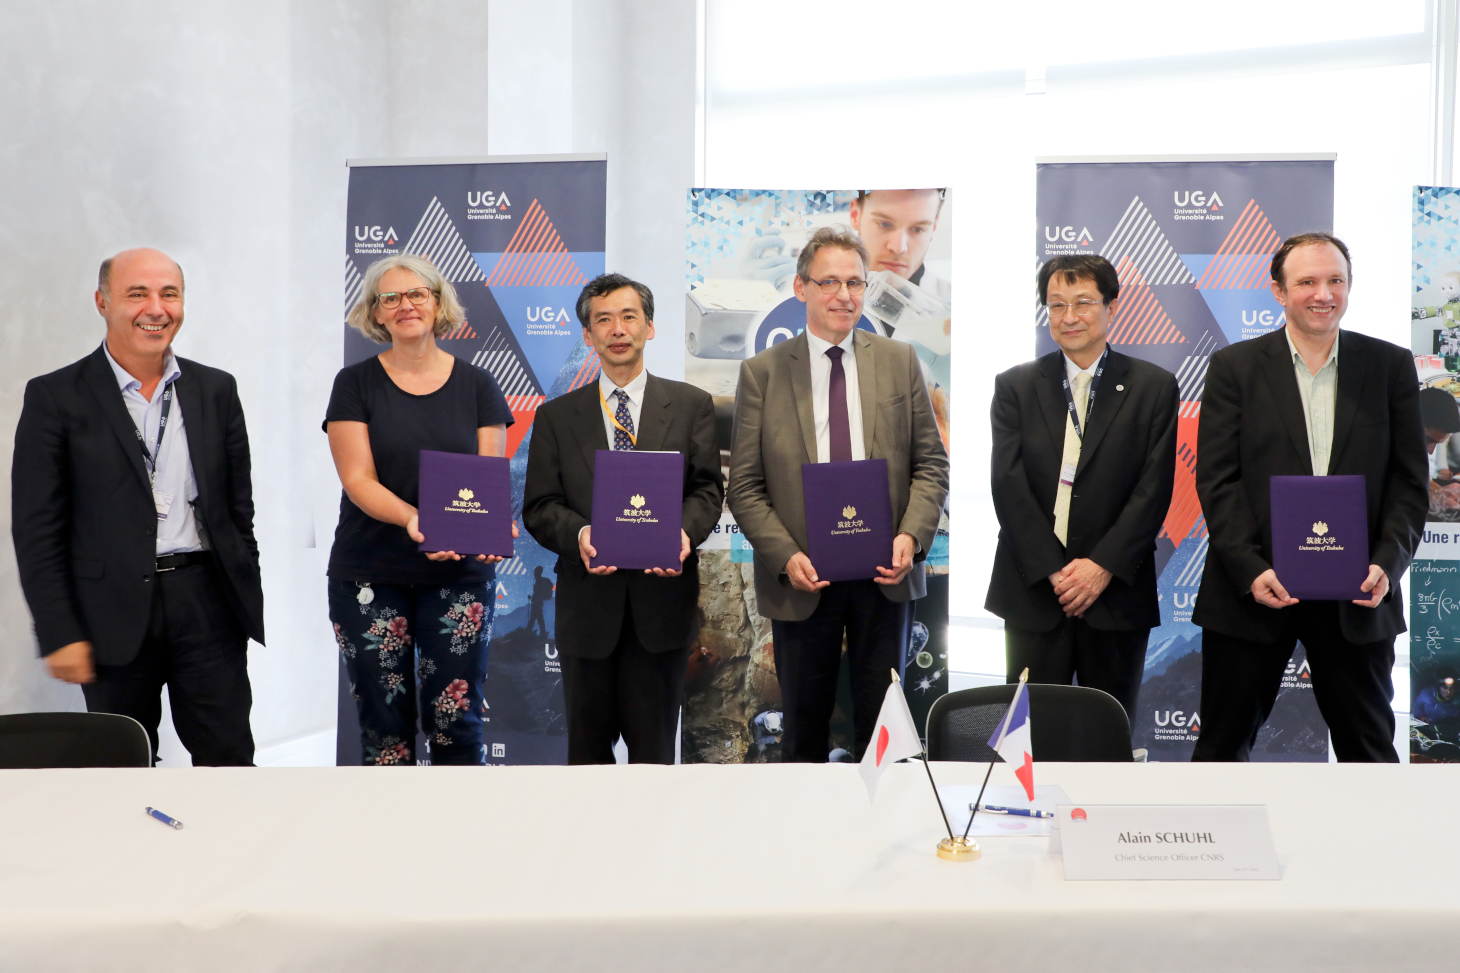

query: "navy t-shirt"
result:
(324, 356), (513, 585)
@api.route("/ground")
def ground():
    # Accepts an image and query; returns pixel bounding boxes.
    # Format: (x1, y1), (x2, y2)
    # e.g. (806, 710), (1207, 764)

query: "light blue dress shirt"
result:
(101, 341), (206, 555)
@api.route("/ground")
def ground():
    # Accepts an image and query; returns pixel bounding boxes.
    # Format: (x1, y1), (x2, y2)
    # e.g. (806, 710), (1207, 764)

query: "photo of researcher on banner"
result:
(683, 188), (952, 762)
(1035, 159), (1335, 762)
(338, 157), (606, 766)
(1410, 185), (1460, 762)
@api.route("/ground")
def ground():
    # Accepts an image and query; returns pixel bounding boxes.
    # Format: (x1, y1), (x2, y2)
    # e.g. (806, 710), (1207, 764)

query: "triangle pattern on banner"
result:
(402, 197), (486, 283)
(470, 328), (546, 459)
(1161, 333), (1218, 547)
(1101, 196), (1195, 286)
(483, 199), (589, 287)
(1195, 200), (1281, 289)
(1106, 257), (1185, 345)
(344, 255), (364, 315)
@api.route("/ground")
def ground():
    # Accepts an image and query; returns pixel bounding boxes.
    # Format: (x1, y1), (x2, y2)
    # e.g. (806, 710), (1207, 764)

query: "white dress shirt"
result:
(805, 329), (866, 463)
(583, 367), (651, 546)
(1063, 352), (1100, 391)
(598, 366), (647, 447)
(101, 341), (206, 555)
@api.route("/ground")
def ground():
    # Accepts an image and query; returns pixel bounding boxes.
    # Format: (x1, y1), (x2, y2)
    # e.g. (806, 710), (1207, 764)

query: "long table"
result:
(0, 761), (1455, 972)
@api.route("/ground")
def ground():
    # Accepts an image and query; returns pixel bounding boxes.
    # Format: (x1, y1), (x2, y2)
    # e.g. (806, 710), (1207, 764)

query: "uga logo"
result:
(467, 191), (511, 207)
(1154, 710), (1202, 729)
(353, 225), (398, 243)
(1044, 226), (1093, 244)
(526, 307), (571, 323)
(1174, 191), (1224, 209)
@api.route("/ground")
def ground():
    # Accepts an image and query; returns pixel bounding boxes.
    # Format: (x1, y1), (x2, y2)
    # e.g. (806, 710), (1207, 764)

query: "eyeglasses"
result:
(376, 288), (435, 309)
(1047, 300), (1106, 318)
(804, 277), (868, 296)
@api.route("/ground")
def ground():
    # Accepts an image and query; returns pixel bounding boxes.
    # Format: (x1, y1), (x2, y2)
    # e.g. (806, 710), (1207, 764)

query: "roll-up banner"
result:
(339, 154), (607, 765)
(1036, 156), (1335, 761)
(1410, 185), (1460, 763)
(682, 189), (953, 761)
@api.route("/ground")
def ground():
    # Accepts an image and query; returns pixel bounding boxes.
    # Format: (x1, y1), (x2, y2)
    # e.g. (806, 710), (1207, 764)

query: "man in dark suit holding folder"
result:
(1193, 232), (1427, 762)
(727, 227), (949, 763)
(523, 273), (723, 764)
(985, 255), (1179, 726)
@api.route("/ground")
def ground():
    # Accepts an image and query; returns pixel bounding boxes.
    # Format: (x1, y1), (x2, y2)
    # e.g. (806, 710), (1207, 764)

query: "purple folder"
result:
(802, 459), (894, 583)
(590, 450), (684, 571)
(1270, 475), (1368, 600)
(417, 450), (514, 558)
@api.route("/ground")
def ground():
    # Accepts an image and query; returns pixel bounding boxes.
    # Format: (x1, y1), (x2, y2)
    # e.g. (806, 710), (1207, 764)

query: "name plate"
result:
(1053, 805), (1279, 881)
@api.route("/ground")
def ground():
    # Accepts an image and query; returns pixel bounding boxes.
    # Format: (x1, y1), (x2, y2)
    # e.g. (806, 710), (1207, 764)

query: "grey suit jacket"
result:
(727, 330), (949, 621)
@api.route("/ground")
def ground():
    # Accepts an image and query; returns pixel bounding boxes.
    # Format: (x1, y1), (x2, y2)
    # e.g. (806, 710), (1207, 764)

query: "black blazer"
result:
(1194, 328), (1427, 644)
(12, 346), (265, 665)
(985, 349), (1179, 632)
(522, 374), (724, 659)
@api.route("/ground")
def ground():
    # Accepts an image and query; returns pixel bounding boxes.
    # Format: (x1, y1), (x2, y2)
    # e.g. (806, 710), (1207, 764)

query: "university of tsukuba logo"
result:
(1312, 521), (1328, 536)
(630, 494), (646, 509)
(842, 505), (857, 519)
(459, 488), (474, 501)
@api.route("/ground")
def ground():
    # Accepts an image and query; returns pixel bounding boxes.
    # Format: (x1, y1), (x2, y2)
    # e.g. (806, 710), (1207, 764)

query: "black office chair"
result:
(0, 712), (152, 768)
(925, 683), (1133, 762)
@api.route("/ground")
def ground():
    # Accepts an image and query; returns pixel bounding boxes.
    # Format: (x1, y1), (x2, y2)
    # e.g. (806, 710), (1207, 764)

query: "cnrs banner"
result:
(682, 188), (953, 761)
(339, 155), (606, 765)
(1036, 157), (1334, 761)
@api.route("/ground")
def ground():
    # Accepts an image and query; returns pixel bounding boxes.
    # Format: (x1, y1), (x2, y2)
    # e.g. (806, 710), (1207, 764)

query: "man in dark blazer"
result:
(1193, 232), (1427, 762)
(12, 248), (264, 765)
(524, 273), (723, 764)
(727, 227), (949, 763)
(986, 255), (1178, 724)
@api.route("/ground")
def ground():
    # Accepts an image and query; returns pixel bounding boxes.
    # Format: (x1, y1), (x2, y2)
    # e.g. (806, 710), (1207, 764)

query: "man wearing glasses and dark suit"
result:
(985, 254), (1178, 728)
(728, 226), (949, 763)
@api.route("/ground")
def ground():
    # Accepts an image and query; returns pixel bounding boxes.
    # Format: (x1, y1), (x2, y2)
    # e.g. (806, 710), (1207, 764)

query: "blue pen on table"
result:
(973, 804), (1053, 819)
(146, 807), (183, 830)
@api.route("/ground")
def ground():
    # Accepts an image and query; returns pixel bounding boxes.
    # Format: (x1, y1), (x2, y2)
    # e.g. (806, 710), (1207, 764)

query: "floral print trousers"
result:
(328, 578), (494, 766)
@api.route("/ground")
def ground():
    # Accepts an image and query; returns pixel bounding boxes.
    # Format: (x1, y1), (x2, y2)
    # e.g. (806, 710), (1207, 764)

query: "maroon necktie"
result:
(826, 345), (852, 462)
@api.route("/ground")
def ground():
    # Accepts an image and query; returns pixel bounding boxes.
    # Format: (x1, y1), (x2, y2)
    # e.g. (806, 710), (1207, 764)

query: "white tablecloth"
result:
(0, 760), (1455, 972)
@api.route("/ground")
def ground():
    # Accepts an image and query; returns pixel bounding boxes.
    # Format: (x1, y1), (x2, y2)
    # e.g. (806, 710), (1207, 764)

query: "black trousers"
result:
(770, 580), (914, 763)
(82, 560), (253, 766)
(1005, 618), (1149, 726)
(1193, 602), (1398, 763)
(560, 609), (688, 765)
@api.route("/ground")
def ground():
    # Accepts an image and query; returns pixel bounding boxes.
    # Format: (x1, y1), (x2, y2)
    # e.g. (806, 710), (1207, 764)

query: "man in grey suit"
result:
(728, 226), (949, 762)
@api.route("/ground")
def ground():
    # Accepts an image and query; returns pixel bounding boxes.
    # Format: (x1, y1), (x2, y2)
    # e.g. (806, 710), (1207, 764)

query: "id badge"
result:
(1059, 462), (1077, 488)
(153, 490), (174, 521)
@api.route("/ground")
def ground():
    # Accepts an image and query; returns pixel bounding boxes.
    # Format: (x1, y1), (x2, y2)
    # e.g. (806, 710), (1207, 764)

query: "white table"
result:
(0, 761), (1455, 972)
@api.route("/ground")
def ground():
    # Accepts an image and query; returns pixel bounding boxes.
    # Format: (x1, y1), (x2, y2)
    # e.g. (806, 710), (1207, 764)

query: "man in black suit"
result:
(1193, 232), (1427, 762)
(12, 248), (264, 765)
(523, 273), (723, 764)
(986, 254), (1178, 723)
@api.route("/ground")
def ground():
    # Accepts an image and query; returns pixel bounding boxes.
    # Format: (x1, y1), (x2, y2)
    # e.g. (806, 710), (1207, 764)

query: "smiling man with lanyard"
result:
(12, 247), (265, 765)
(524, 273), (723, 764)
(985, 254), (1178, 728)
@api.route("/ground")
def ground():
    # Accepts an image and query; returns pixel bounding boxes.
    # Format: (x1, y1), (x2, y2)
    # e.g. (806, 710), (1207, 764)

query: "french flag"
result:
(988, 682), (1034, 800)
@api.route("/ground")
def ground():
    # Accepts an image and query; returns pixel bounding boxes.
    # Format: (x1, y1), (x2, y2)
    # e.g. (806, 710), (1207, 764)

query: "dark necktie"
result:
(613, 388), (635, 451)
(826, 345), (852, 462)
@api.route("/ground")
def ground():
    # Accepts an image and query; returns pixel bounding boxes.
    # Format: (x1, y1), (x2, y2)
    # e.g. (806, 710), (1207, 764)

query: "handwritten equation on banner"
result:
(1410, 559), (1460, 668)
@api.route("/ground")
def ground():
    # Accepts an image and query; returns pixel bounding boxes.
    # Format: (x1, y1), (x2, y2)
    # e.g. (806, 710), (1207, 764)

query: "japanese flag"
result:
(858, 677), (924, 801)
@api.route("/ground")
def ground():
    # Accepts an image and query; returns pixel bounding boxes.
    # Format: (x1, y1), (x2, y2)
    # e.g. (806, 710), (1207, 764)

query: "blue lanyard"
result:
(1061, 347), (1108, 441)
(136, 383), (174, 485)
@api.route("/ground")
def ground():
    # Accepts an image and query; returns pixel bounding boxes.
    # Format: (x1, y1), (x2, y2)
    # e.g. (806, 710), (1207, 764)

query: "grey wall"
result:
(0, 0), (697, 764)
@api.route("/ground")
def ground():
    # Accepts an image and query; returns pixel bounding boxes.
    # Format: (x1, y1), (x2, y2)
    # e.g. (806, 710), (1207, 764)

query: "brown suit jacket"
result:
(727, 330), (949, 621)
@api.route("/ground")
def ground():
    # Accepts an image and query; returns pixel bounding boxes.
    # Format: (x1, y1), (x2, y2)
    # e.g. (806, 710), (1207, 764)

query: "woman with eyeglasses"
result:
(324, 254), (515, 765)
